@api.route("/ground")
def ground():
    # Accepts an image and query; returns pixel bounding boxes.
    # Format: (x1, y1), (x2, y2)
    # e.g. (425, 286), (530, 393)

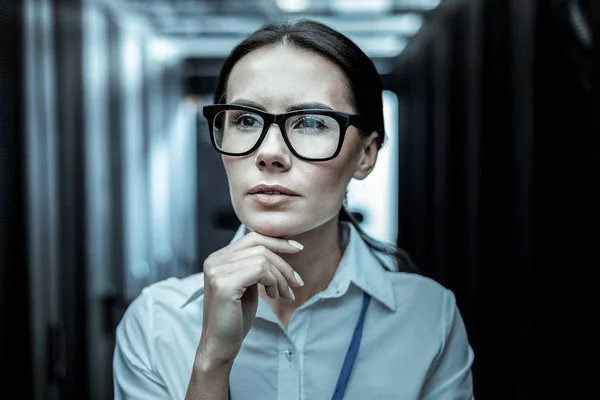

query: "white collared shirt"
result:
(113, 222), (475, 399)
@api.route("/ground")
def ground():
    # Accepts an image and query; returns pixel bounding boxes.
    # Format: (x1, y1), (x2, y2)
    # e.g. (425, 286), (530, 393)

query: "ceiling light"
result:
(330, 0), (393, 14)
(396, 0), (441, 10)
(148, 38), (178, 61)
(276, 0), (311, 12)
(350, 35), (407, 58)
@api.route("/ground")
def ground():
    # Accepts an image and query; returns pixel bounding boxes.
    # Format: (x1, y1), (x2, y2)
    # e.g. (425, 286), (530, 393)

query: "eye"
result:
(235, 114), (259, 127)
(292, 116), (328, 131)
(227, 112), (263, 131)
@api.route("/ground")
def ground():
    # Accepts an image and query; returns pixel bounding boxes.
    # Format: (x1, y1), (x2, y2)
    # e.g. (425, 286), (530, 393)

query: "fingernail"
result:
(288, 240), (304, 250)
(293, 271), (304, 286)
(288, 287), (296, 301)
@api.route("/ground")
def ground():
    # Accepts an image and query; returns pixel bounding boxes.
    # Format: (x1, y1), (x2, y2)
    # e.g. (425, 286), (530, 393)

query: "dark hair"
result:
(214, 19), (419, 274)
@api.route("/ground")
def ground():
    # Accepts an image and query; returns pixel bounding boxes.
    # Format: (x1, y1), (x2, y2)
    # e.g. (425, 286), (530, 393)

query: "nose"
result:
(255, 124), (292, 171)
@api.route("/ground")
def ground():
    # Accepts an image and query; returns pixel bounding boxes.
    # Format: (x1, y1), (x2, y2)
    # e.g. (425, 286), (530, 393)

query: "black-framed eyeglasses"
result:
(201, 104), (371, 161)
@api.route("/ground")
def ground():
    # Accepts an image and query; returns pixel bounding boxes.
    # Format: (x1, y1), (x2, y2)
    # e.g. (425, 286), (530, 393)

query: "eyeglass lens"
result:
(212, 109), (340, 159)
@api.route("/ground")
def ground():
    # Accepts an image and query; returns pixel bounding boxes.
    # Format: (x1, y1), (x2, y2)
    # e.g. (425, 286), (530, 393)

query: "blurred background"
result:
(0, 0), (594, 399)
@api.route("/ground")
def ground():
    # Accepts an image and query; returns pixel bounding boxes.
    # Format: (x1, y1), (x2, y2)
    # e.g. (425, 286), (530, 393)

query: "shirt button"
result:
(285, 348), (294, 361)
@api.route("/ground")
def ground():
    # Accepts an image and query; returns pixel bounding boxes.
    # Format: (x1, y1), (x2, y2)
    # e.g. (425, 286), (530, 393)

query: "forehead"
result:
(226, 45), (353, 113)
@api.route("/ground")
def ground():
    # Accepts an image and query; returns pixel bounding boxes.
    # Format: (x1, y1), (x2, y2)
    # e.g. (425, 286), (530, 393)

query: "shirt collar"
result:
(328, 221), (397, 311)
(181, 222), (397, 312)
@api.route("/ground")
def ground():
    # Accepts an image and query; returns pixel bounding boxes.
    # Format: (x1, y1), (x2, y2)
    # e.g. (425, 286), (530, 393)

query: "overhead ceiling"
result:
(103, 0), (443, 68)
(113, 0), (440, 35)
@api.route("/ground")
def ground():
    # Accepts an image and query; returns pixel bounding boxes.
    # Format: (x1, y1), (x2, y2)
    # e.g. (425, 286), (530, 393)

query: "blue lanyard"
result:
(228, 292), (372, 400)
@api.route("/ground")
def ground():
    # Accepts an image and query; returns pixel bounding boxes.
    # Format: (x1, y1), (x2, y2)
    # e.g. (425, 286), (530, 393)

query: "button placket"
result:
(285, 348), (294, 361)
(277, 333), (299, 400)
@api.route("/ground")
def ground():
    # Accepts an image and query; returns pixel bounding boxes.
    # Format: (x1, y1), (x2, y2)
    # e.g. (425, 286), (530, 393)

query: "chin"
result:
(242, 215), (305, 238)
(239, 210), (338, 239)
(232, 199), (303, 238)
(232, 198), (340, 238)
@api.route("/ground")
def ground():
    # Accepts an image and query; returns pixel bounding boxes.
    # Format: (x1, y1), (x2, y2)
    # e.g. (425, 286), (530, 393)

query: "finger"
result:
(220, 257), (294, 301)
(211, 231), (303, 258)
(212, 246), (304, 287)
(224, 260), (281, 300)
(261, 269), (280, 300)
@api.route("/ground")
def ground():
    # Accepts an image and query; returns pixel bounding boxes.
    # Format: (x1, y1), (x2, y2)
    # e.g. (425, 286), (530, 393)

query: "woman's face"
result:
(223, 45), (378, 238)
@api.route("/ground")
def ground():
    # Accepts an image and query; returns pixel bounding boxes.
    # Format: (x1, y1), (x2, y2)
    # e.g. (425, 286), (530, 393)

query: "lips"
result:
(248, 184), (299, 196)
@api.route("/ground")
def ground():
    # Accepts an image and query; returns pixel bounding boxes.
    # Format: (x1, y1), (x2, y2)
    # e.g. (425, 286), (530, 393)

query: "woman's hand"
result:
(196, 231), (304, 366)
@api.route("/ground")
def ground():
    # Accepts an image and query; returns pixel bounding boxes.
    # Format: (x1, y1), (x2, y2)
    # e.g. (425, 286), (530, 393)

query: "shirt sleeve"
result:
(113, 287), (170, 399)
(421, 289), (475, 400)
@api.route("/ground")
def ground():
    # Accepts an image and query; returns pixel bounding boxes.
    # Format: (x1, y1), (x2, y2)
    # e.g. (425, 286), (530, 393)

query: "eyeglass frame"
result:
(201, 104), (372, 162)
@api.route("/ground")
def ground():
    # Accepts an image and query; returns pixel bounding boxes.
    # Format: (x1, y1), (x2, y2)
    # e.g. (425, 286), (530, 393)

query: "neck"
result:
(258, 216), (344, 313)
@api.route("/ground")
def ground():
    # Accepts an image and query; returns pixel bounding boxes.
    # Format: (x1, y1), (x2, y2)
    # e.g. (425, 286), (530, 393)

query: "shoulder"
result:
(384, 275), (475, 394)
(142, 272), (206, 308)
(113, 274), (207, 395)
(386, 272), (462, 332)
(116, 273), (206, 334)
(388, 271), (453, 306)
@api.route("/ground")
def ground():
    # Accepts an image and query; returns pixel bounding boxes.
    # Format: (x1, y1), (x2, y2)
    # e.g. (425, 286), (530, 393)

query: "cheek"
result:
(305, 153), (359, 198)
(222, 159), (246, 199)
(309, 165), (348, 190)
(328, 138), (361, 182)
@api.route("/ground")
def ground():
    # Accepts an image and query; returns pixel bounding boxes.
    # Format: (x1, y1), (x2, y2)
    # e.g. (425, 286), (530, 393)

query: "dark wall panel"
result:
(392, 0), (592, 397)
(0, 0), (32, 396)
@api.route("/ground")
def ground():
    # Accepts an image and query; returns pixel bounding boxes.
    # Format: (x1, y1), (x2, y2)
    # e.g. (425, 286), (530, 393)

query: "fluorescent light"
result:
(330, 0), (394, 14)
(148, 38), (178, 61)
(276, 0), (311, 12)
(304, 13), (422, 36)
(350, 34), (407, 58)
(396, 0), (441, 10)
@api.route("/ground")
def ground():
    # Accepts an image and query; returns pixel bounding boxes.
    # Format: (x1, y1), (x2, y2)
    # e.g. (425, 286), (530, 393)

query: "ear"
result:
(352, 131), (380, 180)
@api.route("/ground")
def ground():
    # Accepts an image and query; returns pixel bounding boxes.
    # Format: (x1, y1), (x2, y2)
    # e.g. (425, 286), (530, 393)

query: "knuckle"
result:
(256, 245), (268, 255)
(211, 277), (227, 292)
(253, 262), (266, 275)
(203, 256), (216, 270)
(260, 257), (272, 269)
(255, 254), (268, 266)
(203, 265), (217, 280)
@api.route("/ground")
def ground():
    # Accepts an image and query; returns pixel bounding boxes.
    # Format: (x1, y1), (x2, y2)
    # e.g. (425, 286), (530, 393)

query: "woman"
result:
(113, 19), (475, 400)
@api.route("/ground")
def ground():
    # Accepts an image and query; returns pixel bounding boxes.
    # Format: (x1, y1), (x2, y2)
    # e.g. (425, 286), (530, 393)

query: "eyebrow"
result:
(230, 99), (334, 112)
